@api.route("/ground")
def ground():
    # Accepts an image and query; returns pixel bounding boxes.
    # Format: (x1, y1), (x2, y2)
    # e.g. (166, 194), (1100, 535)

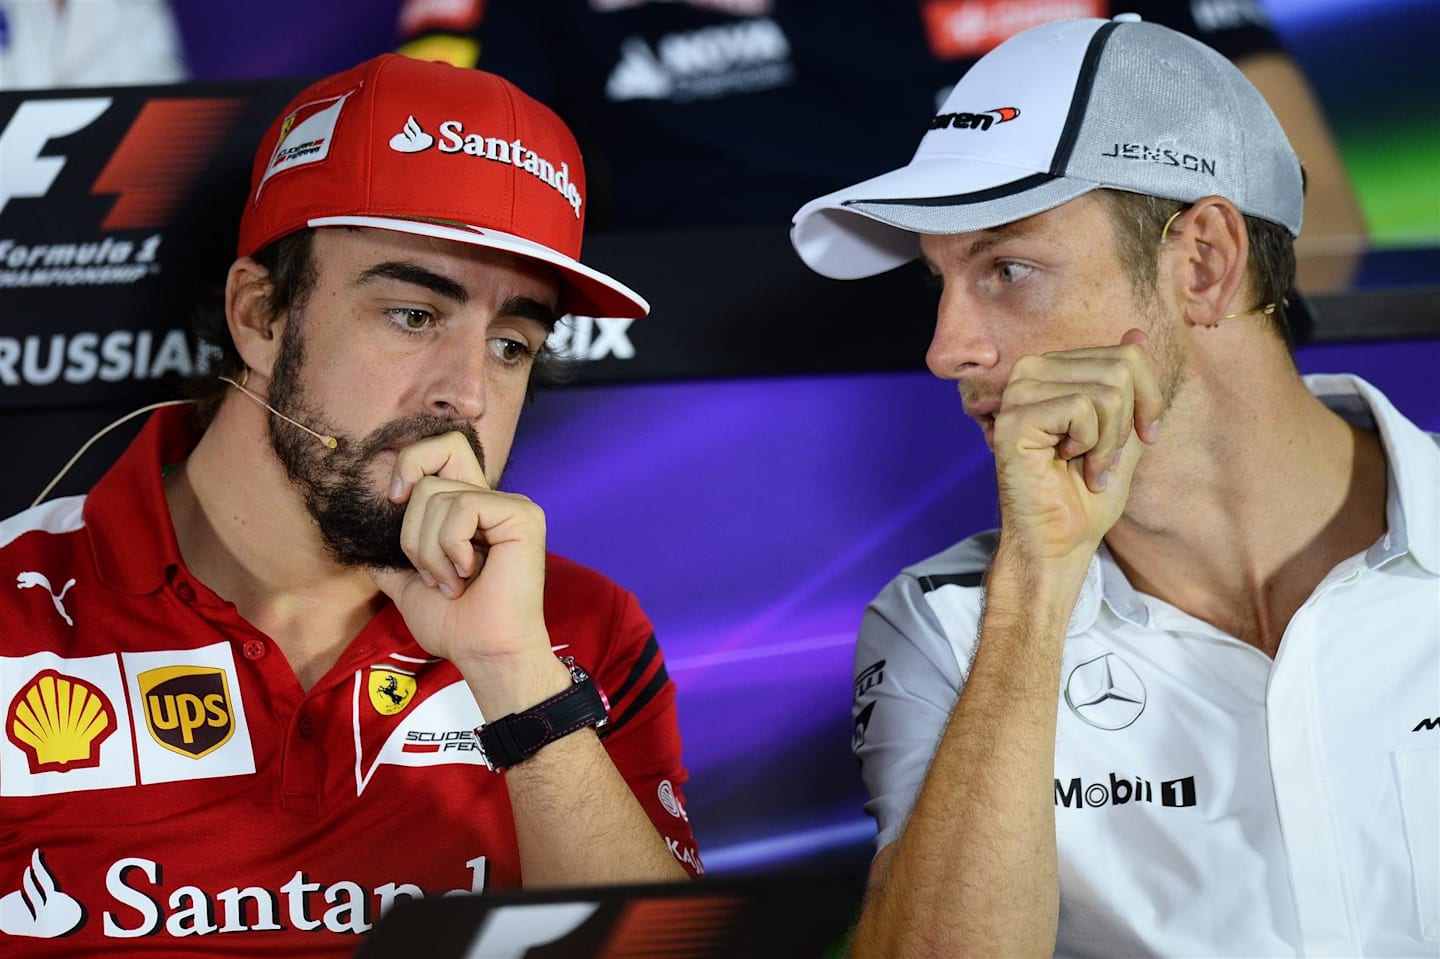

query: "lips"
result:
(963, 401), (998, 424)
(962, 401), (999, 445)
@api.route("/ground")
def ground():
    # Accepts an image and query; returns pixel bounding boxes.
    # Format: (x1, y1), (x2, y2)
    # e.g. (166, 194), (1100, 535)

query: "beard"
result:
(1141, 294), (1191, 412)
(266, 318), (490, 570)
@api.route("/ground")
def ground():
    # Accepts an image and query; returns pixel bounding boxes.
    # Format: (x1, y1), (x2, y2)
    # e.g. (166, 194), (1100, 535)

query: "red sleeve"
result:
(544, 555), (704, 877)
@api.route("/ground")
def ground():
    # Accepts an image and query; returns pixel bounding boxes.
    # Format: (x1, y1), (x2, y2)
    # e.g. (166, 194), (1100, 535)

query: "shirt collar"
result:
(1305, 373), (1439, 575)
(1074, 373), (1438, 629)
(85, 404), (200, 595)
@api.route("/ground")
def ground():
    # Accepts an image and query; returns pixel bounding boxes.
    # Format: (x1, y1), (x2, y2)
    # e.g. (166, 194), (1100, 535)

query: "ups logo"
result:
(139, 665), (236, 758)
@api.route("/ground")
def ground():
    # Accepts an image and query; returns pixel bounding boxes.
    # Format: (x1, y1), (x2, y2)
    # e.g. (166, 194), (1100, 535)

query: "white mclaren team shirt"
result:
(852, 374), (1439, 957)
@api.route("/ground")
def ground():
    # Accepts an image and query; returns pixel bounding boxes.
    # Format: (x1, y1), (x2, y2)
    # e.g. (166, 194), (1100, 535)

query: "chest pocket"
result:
(1393, 746), (1439, 940)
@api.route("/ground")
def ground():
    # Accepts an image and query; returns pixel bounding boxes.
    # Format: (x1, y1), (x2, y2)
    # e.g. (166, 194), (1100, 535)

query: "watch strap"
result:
(474, 666), (609, 772)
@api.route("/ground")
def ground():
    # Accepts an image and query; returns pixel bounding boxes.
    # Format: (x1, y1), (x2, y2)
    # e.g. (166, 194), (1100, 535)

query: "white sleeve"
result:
(852, 540), (990, 854)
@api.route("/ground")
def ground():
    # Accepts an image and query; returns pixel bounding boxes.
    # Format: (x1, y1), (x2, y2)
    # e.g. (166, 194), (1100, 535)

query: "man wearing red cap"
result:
(0, 54), (699, 955)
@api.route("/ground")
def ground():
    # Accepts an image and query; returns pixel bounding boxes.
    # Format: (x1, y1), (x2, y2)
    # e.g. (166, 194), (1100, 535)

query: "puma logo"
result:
(16, 572), (76, 627)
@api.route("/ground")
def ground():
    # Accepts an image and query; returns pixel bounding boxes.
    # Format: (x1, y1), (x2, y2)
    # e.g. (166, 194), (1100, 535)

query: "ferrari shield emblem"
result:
(368, 667), (416, 716)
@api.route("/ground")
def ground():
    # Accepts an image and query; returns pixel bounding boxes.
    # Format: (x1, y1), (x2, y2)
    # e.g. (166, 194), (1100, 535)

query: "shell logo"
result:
(6, 669), (116, 774)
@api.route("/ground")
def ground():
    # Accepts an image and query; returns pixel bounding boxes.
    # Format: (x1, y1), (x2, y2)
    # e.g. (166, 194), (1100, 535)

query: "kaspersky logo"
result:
(385, 115), (583, 218)
(928, 106), (1020, 131)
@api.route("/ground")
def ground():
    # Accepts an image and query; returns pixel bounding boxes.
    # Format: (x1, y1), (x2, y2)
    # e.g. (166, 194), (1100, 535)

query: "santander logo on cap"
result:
(389, 116), (434, 153)
(384, 115), (583, 219)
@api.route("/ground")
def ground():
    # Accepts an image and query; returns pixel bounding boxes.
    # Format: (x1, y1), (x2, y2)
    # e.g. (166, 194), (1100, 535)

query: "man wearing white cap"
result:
(792, 15), (1438, 957)
(0, 54), (698, 955)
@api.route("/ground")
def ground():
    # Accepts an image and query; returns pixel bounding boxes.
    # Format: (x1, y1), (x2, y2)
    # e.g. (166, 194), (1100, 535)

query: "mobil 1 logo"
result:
(1055, 772), (1198, 809)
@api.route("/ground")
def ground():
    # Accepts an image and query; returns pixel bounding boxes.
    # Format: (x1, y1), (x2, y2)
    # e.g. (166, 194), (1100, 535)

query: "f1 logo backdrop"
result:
(0, 77), (779, 425)
(0, 81), (304, 410)
(0, 98), (113, 217)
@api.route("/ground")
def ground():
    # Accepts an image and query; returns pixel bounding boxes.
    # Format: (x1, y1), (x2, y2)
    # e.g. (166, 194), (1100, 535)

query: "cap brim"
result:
(310, 215), (649, 319)
(791, 157), (1098, 280)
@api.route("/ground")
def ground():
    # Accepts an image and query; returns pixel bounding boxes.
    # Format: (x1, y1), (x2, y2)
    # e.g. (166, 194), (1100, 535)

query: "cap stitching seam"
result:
(1051, 20), (1119, 176)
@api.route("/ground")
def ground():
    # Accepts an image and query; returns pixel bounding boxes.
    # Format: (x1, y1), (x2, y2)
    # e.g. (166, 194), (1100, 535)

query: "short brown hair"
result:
(1096, 190), (1297, 347)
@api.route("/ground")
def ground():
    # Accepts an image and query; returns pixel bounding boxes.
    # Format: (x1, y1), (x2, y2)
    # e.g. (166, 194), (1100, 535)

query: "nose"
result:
(925, 287), (1000, 381)
(423, 335), (489, 422)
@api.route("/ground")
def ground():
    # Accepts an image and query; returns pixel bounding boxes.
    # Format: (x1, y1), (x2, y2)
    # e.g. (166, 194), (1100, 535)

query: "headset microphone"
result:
(219, 373), (339, 449)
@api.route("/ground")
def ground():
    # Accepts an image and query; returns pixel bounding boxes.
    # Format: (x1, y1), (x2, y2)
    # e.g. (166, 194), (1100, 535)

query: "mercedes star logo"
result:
(1064, 652), (1146, 730)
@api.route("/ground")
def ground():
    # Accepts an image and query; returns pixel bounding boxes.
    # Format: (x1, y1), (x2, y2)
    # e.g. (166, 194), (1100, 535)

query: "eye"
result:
(488, 337), (534, 367)
(997, 261), (1033, 284)
(387, 308), (435, 331)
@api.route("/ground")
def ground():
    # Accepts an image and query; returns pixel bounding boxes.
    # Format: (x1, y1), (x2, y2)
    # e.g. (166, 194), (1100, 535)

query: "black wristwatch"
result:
(472, 657), (610, 773)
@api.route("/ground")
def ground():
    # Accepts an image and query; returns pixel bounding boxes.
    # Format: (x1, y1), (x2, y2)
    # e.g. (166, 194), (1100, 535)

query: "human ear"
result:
(1169, 196), (1249, 329)
(224, 257), (283, 380)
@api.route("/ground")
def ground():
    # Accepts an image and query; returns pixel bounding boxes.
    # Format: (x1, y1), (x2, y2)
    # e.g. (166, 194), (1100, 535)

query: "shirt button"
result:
(298, 716), (314, 739)
(175, 581), (196, 603)
(241, 640), (266, 660)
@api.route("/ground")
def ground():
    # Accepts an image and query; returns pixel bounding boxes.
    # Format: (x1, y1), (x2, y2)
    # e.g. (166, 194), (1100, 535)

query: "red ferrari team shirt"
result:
(0, 406), (702, 956)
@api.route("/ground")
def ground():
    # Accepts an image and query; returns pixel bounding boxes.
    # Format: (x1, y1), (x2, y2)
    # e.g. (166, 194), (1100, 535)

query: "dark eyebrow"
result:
(355, 261), (469, 304)
(498, 295), (561, 334)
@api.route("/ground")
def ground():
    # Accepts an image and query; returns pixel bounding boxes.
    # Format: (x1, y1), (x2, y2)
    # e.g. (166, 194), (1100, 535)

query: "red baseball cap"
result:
(237, 54), (647, 319)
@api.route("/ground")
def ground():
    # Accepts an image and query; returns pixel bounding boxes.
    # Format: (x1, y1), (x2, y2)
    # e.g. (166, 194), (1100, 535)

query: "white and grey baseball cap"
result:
(791, 15), (1304, 280)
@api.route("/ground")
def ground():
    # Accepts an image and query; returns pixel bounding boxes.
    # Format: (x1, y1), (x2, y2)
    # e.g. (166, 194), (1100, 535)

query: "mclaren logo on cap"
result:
(929, 106), (1020, 131)
(385, 116), (583, 218)
(1064, 653), (1146, 730)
